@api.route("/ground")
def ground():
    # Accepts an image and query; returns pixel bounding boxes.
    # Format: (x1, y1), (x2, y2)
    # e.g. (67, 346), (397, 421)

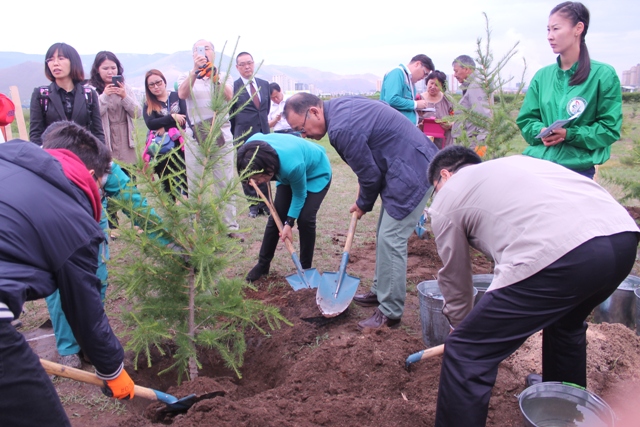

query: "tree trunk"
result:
(187, 268), (198, 380)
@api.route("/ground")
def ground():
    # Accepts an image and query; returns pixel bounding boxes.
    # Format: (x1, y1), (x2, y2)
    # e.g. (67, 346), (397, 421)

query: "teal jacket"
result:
(102, 163), (170, 246)
(247, 133), (332, 219)
(380, 65), (417, 125)
(517, 58), (622, 170)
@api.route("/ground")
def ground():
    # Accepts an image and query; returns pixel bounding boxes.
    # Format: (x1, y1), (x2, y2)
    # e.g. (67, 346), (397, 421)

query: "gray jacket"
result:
(452, 71), (492, 147)
(429, 155), (639, 327)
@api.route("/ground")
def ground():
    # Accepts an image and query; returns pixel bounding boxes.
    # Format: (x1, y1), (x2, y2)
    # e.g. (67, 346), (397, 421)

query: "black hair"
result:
(269, 82), (281, 95)
(411, 54), (435, 73)
(236, 52), (253, 63)
(283, 92), (322, 120)
(427, 145), (482, 185)
(44, 43), (84, 84)
(42, 121), (111, 177)
(551, 1), (591, 86)
(452, 55), (475, 69)
(89, 51), (124, 95)
(425, 70), (448, 92)
(236, 141), (280, 179)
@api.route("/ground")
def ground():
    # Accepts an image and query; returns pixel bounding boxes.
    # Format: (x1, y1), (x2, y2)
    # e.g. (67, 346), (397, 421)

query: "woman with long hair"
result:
(89, 51), (140, 167)
(516, 2), (622, 179)
(143, 69), (189, 199)
(29, 43), (104, 145)
(89, 51), (140, 235)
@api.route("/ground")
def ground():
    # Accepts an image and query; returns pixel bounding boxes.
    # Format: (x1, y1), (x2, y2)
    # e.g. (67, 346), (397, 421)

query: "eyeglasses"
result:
(46, 55), (68, 64)
(296, 109), (310, 134)
(148, 80), (164, 88)
(237, 61), (254, 68)
(422, 66), (430, 78)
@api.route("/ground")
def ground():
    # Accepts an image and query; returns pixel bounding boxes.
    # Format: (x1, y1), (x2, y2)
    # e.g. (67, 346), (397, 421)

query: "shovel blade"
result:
(159, 390), (225, 414)
(316, 271), (360, 317)
(286, 268), (319, 290)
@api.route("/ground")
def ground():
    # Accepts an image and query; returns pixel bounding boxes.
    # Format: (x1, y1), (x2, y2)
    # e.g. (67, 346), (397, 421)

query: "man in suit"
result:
(230, 52), (271, 217)
(284, 93), (438, 330)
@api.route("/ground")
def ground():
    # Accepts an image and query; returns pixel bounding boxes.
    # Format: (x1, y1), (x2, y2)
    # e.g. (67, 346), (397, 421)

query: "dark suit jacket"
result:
(324, 96), (438, 220)
(29, 82), (105, 145)
(230, 77), (270, 140)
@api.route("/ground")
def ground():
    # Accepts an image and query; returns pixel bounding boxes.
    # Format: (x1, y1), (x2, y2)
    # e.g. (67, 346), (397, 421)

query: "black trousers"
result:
(435, 232), (638, 427)
(257, 181), (330, 269)
(0, 322), (71, 426)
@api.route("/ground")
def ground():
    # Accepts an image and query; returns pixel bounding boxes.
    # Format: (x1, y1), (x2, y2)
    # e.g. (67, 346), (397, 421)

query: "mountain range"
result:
(0, 51), (380, 106)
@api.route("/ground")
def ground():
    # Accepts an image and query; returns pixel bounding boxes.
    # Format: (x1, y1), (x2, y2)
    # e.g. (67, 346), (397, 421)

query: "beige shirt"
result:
(98, 83), (140, 164)
(429, 155), (639, 327)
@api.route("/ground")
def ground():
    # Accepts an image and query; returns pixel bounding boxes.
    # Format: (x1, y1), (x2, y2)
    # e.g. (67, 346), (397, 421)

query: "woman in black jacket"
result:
(143, 69), (189, 199)
(29, 43), (104, 145)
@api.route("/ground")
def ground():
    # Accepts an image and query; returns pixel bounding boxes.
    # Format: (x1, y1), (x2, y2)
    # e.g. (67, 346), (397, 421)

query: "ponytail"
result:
(551, 2), (591, 86)
(570, 38), (590, 86)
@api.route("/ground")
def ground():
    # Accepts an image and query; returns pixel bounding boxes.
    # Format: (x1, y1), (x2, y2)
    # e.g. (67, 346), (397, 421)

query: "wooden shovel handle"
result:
(421, 344), (445, 360)
(249, 180), (295, 255)
(40, 358), (157, 401)
(343, 211), (358, 252)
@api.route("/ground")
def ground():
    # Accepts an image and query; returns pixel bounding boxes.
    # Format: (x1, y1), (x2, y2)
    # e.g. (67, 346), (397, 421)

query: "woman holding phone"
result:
(90, 51), (141, 235)
(29, 43), (104, 145)
(516, 2), (622, 179)
(89, 51), (140, 167)
(143, 69), (189, 200)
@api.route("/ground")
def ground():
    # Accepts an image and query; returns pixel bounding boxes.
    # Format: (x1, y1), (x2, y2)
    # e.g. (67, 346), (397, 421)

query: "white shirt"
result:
(268, 95), (292, 131)
(240, 76), (261, 103)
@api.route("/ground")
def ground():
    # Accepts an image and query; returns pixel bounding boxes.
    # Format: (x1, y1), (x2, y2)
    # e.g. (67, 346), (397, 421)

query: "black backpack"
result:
(38, 85), (94, 128)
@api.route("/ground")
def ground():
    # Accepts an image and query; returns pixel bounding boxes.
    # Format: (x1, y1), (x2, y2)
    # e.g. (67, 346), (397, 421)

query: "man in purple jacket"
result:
(284, 93), (438, 329)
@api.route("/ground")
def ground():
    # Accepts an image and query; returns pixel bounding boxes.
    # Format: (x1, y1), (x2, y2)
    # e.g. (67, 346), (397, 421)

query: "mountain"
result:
(0, 51), (380, 106)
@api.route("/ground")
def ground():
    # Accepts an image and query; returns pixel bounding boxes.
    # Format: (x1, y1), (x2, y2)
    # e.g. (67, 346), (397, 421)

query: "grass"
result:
(53, 378), (127, 417)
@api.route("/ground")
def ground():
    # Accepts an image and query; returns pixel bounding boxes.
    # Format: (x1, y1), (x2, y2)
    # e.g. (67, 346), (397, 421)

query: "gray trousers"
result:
(371, 189), (431, 319)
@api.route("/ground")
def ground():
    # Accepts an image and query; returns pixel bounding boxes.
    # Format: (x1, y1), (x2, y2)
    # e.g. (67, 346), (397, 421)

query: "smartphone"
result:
(112, 75), (123, 86)
(196, 46), (206, 57)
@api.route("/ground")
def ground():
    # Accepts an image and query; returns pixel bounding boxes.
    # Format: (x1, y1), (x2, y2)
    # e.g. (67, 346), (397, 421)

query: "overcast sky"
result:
(4, 0), (639, 82)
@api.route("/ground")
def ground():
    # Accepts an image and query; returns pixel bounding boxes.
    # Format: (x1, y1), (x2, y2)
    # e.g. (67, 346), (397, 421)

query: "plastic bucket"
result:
(417, 280), (477, 347)
(519, 382), (615, 427)
(473, 274), (494, 305)
(593, 275), (640, 330)
(635, 288), (640, 336)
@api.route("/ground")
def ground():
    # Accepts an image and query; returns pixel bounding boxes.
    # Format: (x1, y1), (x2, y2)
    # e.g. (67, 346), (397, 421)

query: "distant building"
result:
(622, 64), (640, 87)
(271, 74), (296, 92)
(376, 79), (382, 92)
(295, 83), (309, 91)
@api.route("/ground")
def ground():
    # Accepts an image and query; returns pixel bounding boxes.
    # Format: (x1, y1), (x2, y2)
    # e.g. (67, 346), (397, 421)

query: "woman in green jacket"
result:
(516, 1), (622, 179)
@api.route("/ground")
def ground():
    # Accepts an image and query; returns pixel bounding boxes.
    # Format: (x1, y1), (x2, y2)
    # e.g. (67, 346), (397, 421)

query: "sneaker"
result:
(228, 232), (245, 242)
(60, 354), (82, 369)
(525, 373), (542, 388)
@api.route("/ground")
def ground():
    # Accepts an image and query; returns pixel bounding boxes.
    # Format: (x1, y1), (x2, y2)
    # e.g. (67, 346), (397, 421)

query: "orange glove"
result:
(101, 369), (135, 400)
(474, 145), (487, 158)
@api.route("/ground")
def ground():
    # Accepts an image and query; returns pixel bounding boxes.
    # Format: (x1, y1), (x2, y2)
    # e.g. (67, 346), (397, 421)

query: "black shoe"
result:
(258, 207), (270, 216)
(353, 291), (379, 307)
(246, 263), (270, 282)
(525, 373), (542, 388)
(357, 308), (401, 330)
(248, 207), (259, 219)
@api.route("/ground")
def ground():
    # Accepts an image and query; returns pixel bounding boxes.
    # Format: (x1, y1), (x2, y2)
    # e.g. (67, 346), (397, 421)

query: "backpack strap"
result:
(83, 86), (94, 129)
(38, 86), (50, 116)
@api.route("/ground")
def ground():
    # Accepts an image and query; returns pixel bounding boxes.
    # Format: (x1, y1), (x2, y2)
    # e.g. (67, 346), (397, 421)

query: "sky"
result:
(4, 0), (639, 82)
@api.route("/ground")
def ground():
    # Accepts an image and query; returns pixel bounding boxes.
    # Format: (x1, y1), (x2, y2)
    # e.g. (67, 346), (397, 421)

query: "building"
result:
(271, 74), (296, 92)
(622, 64), (640, 87)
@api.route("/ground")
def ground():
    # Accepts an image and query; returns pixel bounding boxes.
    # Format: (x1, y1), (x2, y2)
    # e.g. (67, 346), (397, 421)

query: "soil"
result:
(28, 231), (640, 427)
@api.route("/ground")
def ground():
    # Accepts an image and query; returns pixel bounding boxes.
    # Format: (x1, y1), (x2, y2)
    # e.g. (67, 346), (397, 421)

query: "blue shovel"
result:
(250, 180), (319, 290)
(40, 358), (224, 413)
(316, 211), (360, 317)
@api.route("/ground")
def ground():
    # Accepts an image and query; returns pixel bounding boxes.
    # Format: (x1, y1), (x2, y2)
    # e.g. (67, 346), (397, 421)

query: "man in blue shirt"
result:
(284, 93), (438, 330)
(380, 54), (434, 125)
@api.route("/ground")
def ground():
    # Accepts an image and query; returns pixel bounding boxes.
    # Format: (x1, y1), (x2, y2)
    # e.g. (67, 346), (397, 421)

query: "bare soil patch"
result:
(27, 231), (640, 427)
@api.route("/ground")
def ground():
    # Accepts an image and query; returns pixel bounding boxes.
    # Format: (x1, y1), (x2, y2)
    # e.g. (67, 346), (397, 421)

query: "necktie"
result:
(249, 82), (259, 108)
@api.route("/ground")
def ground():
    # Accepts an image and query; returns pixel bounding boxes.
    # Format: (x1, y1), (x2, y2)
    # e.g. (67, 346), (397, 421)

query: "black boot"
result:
(246, 262), (270, 282)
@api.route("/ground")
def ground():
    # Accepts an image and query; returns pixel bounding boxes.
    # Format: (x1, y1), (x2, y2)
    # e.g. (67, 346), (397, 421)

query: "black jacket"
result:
(230, 77), (270, 140)
(324, 96), (438, 220)
(0, 141), (123, 377)
(29, 82), (105, 145)
(143, 91), (190, 131)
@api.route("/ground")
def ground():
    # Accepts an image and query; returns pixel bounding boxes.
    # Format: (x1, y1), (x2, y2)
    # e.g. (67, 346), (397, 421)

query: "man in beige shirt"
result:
(427, 146), (639, 427)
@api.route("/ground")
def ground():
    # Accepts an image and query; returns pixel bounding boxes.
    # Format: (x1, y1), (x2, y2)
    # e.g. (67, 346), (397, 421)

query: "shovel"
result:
(316, 211), (360, 317)
(404, 344), (445, 371)
(40, 359), (224, 414)
(249, 180), (319, 290)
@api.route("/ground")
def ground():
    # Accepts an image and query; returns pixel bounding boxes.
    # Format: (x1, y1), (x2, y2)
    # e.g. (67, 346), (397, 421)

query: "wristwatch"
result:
(284, 217), (296, 228)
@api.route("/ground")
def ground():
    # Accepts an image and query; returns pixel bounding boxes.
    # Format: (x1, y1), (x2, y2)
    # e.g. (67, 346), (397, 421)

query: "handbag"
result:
(146, 128), (183, 157)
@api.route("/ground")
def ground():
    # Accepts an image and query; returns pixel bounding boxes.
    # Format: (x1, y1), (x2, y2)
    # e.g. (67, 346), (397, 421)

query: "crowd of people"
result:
(0, 2), (636, 426)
